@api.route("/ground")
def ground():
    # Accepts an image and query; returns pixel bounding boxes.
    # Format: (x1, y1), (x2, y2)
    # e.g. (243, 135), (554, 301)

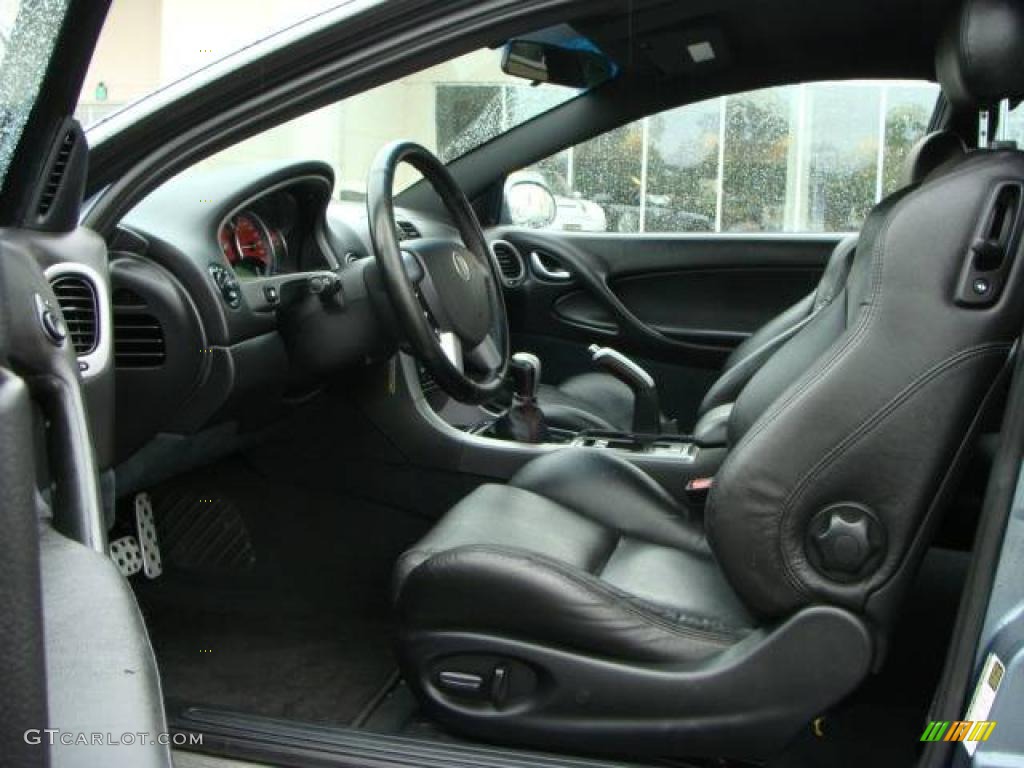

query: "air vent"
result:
(113, 290), (166, 368)
(51, 275), (98, 355)
(38, 129), (77, 218)
(396, 220), (421, 241)
(491, 240), (525, 286)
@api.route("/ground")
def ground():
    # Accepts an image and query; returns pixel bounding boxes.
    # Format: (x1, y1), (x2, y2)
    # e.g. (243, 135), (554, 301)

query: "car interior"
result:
(8, 0), (1024, 765)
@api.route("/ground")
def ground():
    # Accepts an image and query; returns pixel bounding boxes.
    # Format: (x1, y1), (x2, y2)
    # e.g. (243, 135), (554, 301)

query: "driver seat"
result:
(393, 0), (1024, 758)
(537, 129), (970, 437)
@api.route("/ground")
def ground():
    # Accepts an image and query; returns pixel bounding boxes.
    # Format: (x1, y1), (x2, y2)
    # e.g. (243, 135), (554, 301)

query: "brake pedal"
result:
(135, 492), (163, 578)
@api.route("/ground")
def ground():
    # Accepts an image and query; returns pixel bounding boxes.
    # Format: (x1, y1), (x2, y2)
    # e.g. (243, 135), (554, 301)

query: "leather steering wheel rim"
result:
(367, 141), (509, 404)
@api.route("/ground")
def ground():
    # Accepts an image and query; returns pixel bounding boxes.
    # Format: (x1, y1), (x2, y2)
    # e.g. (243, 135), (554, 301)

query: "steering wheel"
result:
(367, 141), (509, 404)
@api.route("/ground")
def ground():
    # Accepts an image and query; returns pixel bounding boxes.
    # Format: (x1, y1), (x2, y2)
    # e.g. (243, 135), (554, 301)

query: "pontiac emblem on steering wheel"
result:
(452, 251), (472, 282)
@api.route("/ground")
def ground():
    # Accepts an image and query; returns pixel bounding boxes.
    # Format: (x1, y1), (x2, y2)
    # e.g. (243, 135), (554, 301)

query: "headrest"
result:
(900, 130), (967, 186)
(936, 0), (1024, 109)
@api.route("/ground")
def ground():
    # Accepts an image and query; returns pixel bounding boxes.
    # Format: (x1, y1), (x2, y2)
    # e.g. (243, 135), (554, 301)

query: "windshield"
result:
(191, 46), (581, 195)
(76, 0), (355, 129)
(0, 0), (71, 190)
(78, 3), (595, 195)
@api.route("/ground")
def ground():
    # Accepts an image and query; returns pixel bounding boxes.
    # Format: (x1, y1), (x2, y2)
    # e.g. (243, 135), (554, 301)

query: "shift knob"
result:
(494, 352), (548, 443)
(509, 352), (541, 401)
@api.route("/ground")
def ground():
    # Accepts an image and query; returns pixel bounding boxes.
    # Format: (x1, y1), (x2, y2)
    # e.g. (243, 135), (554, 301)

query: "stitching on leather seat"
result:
(707, 183), (927, 549)
(777, 342), (1010, 598)
(412, 544), (747, 644)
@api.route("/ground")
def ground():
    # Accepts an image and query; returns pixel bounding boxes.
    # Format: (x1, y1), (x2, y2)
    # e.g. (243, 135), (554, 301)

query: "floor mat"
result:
(131, 456), (430, 726)
(145, 604), (395, 725)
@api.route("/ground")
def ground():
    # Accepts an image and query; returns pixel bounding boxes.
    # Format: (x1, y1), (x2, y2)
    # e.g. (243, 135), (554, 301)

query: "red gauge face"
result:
(218, 226), (238, 263)
(232, 213), (271, 273)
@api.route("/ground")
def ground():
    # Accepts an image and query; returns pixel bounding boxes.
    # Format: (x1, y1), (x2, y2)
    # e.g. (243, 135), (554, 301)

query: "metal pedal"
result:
(109, 536), (143, 577)
(135, 492), (163, 579)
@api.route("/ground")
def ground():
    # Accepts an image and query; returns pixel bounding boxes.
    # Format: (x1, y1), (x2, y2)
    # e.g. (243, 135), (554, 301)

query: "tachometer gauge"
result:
(228, 211), (276, 277)
(218, 226), (238, 264)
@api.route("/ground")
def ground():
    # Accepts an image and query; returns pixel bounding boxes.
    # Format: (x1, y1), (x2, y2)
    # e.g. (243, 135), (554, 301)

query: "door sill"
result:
(169, 705), (668, 768)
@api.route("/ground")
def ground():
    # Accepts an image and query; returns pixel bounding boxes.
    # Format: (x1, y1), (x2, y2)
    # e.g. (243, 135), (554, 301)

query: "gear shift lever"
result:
(493, 352), (549, 443)
(589, 345), (662, 434)
(509, 351), (542, 401)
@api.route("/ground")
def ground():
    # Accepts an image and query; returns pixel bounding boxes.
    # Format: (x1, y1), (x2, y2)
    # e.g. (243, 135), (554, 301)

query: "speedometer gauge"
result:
(225, 211), (276, 278)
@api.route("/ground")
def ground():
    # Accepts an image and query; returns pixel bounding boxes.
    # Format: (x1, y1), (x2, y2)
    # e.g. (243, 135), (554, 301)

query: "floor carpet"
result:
(131, 456), (430, 726)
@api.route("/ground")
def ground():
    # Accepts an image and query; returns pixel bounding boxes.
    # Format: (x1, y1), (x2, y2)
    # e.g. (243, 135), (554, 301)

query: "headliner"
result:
(578, 0), (953, 94)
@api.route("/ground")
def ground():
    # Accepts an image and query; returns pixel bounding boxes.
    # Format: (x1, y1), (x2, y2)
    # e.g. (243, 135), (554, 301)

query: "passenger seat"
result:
(538, 130), (968, 440)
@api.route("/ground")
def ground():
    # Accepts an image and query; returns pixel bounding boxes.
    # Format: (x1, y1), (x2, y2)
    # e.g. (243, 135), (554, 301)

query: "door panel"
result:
(555, 267), (820, 346)
(494, 229), (841, 425)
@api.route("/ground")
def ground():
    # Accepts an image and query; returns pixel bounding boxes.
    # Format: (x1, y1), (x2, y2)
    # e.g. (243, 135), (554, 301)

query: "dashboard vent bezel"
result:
(45, 263), (111, 379)
(113, 289), (167, 369)
(490, 239), (526, 287)
(396, 220), (421, 241)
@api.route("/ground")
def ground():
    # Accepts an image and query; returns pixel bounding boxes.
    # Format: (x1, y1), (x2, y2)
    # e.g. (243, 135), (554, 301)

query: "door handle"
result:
(530, 250), (571, 281)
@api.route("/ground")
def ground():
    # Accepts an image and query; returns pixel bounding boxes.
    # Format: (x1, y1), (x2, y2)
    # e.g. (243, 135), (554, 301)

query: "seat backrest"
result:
(697, 131), (965, 419)
(696, 236), (857, 418)
(706, 0), (1024, 630)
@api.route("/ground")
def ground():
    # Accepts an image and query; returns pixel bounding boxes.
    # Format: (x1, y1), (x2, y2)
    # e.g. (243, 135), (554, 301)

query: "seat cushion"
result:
(538, 372), (634, 432)
(395, 450), (754, 663)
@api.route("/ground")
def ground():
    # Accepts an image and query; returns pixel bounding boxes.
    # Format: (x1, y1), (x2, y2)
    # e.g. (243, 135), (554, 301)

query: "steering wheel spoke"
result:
(465, 333), (503, 376)
(438, 331), (464, 372)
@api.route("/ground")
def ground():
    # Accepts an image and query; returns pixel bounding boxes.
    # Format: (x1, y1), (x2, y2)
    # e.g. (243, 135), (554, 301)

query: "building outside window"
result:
(78, 1), (940, 236)
(515, 80), (940, 235)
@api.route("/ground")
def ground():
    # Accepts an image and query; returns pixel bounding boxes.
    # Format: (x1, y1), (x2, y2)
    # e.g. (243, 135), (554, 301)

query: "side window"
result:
(514, 80), (939, 234)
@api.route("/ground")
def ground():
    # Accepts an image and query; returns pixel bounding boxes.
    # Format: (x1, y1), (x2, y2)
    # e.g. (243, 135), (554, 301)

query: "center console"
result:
(567, 431), (701, 462)
(392, 349), (726, 508)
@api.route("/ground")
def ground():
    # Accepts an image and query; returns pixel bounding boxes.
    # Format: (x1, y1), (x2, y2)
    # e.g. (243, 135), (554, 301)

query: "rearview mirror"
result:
(501, 39), (615, 90)
(506, 180), (557, 229)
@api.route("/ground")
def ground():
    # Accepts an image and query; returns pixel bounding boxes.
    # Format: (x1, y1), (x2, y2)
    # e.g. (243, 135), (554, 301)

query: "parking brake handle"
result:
(589, 345), (661, 435)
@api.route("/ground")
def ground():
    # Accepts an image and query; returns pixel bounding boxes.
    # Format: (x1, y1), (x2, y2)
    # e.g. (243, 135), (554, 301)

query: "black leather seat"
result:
(394, 0), (1024, 758)
(538, 131), (968, 437)
(396, 450), (754, 664)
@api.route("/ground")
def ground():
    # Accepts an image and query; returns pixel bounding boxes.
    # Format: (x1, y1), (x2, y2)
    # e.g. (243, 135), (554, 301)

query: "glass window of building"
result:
(521, 79), (940, 234)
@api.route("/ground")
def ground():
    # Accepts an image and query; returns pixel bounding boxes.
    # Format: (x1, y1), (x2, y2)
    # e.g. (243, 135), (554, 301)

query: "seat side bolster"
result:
(699, 293), (816, 417)
(41, 526), (171, 768)
(398, 545), (744, 664)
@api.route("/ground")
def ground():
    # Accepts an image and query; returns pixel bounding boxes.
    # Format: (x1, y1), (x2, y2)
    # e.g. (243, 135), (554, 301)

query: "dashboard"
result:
(218, 180), (334, 280)
(105, 160), (462, 462)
